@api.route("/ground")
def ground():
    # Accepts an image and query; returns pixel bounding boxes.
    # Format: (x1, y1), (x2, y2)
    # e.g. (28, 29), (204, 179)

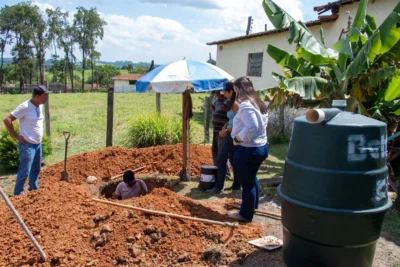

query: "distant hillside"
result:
(2, 58), (159, 69)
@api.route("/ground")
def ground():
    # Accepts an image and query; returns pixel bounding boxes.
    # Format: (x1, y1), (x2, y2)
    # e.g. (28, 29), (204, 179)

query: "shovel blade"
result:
(61, 171), (69, 182)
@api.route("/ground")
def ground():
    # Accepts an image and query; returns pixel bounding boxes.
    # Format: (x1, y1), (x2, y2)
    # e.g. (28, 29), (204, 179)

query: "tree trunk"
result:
(64, 58), (68, 93)
(20, 67), (24, 93)
(39, 34), (45, 85)
(81, 49), (85, 92)
(278, 105), (285, 136)
(0, 46), (4, 86)
(91, 60), (94, 92)
(70, 46), (74, 92)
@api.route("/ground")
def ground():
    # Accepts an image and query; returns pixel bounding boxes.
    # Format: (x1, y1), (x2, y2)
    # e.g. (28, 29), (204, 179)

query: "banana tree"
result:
(261, 0), (400, 132)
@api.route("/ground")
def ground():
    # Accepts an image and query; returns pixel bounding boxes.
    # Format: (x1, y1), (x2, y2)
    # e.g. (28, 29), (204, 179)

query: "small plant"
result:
(126, 113), (184, 148)
(0, 123), (53, 170)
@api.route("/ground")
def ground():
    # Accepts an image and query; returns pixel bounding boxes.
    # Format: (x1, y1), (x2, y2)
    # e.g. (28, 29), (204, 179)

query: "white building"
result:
(207, 0), (398, 90)
(112, 73), (144, 93)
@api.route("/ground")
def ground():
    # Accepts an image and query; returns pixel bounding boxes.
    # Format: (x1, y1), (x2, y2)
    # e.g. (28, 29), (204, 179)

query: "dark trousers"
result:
(215, 135), (239, 191)
(234, 144), (269, 221)
(212, 131), (230, 178)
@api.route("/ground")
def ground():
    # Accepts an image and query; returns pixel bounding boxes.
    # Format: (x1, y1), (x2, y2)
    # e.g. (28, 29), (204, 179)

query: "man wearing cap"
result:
(3, 85), (49, 196)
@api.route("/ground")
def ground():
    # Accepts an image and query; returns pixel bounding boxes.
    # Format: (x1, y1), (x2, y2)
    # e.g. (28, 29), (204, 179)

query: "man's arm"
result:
(3, 114), (26, 144)
(112, 183), (122, 200)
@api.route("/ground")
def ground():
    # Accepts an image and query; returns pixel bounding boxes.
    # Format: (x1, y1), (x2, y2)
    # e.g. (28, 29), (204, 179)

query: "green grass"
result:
(175, 143), (287, 200)
(0, 92), (207, 168)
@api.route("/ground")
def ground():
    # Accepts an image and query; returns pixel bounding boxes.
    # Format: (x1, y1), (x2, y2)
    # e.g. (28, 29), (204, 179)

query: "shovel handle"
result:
(63, 131), (71, 141)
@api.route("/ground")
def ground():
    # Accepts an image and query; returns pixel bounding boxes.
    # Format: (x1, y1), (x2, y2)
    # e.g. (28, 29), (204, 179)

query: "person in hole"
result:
(112, 170), (148, 200)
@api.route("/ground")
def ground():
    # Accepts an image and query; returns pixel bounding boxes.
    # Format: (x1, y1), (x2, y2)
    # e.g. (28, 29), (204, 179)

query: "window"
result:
(129, 80), (136, 85)
(247, 53), (263, 77)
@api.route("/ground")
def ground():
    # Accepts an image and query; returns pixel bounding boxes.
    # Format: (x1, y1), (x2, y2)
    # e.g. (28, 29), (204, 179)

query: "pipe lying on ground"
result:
(92, 198), (238, 228)
(0, 187), (47, 262)
(228, 203), (281, 220)
(110, 166), (145, 180)
(306, 108), (342, 124)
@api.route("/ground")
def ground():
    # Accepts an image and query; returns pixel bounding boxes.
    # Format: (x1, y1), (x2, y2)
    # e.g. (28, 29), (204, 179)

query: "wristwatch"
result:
(234, 136), (242, 143)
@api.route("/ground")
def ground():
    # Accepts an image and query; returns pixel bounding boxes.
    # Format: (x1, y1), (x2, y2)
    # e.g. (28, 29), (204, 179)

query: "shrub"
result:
(126, 113), (185, 148)
(0, 123), (53, 170)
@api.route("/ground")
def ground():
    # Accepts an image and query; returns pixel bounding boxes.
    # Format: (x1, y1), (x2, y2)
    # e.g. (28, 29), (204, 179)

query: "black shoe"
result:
(205, 187), (223, 194)
(225, 186), (241, 191)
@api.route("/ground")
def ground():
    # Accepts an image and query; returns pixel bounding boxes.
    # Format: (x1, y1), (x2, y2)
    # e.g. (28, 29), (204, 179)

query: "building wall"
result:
(214, 0), (398, 90)
(113, 80), (135, 93)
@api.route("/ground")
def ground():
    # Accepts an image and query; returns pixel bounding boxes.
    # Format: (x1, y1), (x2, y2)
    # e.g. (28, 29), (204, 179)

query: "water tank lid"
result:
(332, 100), (347, 110)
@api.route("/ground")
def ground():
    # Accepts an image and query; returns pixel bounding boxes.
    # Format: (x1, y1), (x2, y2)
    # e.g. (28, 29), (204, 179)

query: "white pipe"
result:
(306, 108), (341, 124)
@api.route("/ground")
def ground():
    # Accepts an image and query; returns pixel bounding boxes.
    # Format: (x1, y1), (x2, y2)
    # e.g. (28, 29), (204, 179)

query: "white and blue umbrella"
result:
(135, 59), (234, 93)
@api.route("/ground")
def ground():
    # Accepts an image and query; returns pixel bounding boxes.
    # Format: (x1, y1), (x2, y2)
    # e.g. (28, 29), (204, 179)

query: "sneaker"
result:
(225, 186), (241, 191)
(228, 212), (250, 222)
(205, 187), (222, 194)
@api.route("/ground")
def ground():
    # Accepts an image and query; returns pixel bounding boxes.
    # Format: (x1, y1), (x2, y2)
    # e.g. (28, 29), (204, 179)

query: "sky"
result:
(2, 0), (330, 64)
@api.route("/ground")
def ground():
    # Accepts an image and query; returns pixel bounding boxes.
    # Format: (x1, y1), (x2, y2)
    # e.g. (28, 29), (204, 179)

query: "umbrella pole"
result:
(181, 90), (191, 181)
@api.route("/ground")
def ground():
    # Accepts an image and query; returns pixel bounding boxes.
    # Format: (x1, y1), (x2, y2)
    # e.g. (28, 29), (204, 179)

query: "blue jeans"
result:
(14, 142), (42, 196)
(215, 135), (239, 191)
(234, 144), (269, 221)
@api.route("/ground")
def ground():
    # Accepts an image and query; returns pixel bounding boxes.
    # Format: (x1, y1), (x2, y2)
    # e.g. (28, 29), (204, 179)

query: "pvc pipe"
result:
(92, 198), (238, 228)
(0, 187), (47, 262)
(388, 132), (400, 142)
(306, 108), (342, 124)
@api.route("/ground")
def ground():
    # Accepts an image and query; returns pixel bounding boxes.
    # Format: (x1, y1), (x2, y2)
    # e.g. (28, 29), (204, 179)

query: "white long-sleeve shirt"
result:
(231, 100), (268, 147)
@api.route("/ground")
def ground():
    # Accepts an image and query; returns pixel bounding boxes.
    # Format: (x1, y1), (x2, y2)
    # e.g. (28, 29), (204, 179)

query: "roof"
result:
(314, 0), (360, 14)
(112, 73), (144, 81)
(206, 15), (338, 45)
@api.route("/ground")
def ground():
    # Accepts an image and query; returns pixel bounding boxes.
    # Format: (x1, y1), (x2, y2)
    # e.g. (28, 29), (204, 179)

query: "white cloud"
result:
(17, 0), (305, 64)
(32, 1), (57, 12)
(203, 0), (304, 41)
(139, 0), (221, 10)
(98, 14), (212, 63)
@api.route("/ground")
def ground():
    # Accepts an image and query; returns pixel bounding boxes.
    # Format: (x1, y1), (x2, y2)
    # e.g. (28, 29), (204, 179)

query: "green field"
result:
(0, 92), (207, 166)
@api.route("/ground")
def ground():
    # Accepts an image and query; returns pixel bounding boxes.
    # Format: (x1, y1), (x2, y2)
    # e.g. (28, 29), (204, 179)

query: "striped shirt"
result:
(212, 99), (229, 132)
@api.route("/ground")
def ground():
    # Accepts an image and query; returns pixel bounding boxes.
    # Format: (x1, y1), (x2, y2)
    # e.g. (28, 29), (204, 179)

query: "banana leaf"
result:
(385, 74), (400, 102)
(283, 76), (331, 100)
(345, 1), (400, 79)
(262, 0), (337, 65)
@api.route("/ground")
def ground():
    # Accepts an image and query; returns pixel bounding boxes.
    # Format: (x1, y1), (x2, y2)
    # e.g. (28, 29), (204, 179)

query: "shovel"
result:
(61, 131), (71, 182)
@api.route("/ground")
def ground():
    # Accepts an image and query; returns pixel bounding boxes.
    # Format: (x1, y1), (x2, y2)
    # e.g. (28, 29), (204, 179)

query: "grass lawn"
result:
(0, 92), (207, 167)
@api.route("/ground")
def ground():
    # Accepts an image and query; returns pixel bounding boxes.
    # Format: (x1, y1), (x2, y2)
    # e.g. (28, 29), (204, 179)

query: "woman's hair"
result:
(233, 77), (268, 114)
(224, 81), (236, 110)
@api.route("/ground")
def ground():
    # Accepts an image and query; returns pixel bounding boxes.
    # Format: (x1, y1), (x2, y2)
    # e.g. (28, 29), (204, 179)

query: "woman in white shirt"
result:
(229, 77), (269, 222)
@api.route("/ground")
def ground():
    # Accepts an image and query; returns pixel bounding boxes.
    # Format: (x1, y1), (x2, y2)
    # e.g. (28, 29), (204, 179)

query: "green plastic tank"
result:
(278, 100), (392, 267)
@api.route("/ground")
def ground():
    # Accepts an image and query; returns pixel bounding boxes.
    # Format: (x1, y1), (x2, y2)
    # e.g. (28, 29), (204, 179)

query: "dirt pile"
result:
(42, 144), (213, 184)
(0, 145), (263, 266)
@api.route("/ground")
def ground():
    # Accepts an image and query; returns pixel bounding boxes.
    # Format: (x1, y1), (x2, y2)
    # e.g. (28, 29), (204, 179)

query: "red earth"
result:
(0, 144), (264, 266)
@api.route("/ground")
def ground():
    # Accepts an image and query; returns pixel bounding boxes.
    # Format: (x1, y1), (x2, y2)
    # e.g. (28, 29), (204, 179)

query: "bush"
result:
(0, 124), (53, 170)
(126, 113), (185, 148)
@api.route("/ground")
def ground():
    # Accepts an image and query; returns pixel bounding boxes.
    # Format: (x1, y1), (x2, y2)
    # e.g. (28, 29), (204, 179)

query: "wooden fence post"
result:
(106, 87), (114, 147)
(43, 81), (51, 137)
(203, 96), (212, 143)
(156, 93), (161, 114)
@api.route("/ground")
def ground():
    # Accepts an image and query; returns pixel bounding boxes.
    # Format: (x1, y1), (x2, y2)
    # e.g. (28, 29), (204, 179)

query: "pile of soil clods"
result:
(42, 144), (213, 184)
(0, 184), (261, 266)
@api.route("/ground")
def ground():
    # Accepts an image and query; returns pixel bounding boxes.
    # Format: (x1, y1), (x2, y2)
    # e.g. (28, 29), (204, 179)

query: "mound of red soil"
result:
(42, 144), (213, 184)
(0, 145), (263, 266)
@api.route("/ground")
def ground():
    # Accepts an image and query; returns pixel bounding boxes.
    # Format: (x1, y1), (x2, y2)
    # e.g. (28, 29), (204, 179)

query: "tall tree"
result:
(31, 5), (49, 85)
(0, 5), (14, 86)
(89, 50), (100, 90)
(8, 3), (38, 92)
(73, 7), (106, 91)
(47, 8), (73, 92)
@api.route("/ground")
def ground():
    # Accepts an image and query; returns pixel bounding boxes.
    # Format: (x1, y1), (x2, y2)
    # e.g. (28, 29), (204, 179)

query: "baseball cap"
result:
(33, 85), (50, 95)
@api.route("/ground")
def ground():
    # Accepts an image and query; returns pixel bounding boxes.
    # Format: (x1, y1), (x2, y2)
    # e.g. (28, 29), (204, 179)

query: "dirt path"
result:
(197, 193), (400, 267)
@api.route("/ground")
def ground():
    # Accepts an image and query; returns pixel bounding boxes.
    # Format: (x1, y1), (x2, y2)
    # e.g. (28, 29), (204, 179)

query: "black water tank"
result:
(278, 105), (392, 267)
